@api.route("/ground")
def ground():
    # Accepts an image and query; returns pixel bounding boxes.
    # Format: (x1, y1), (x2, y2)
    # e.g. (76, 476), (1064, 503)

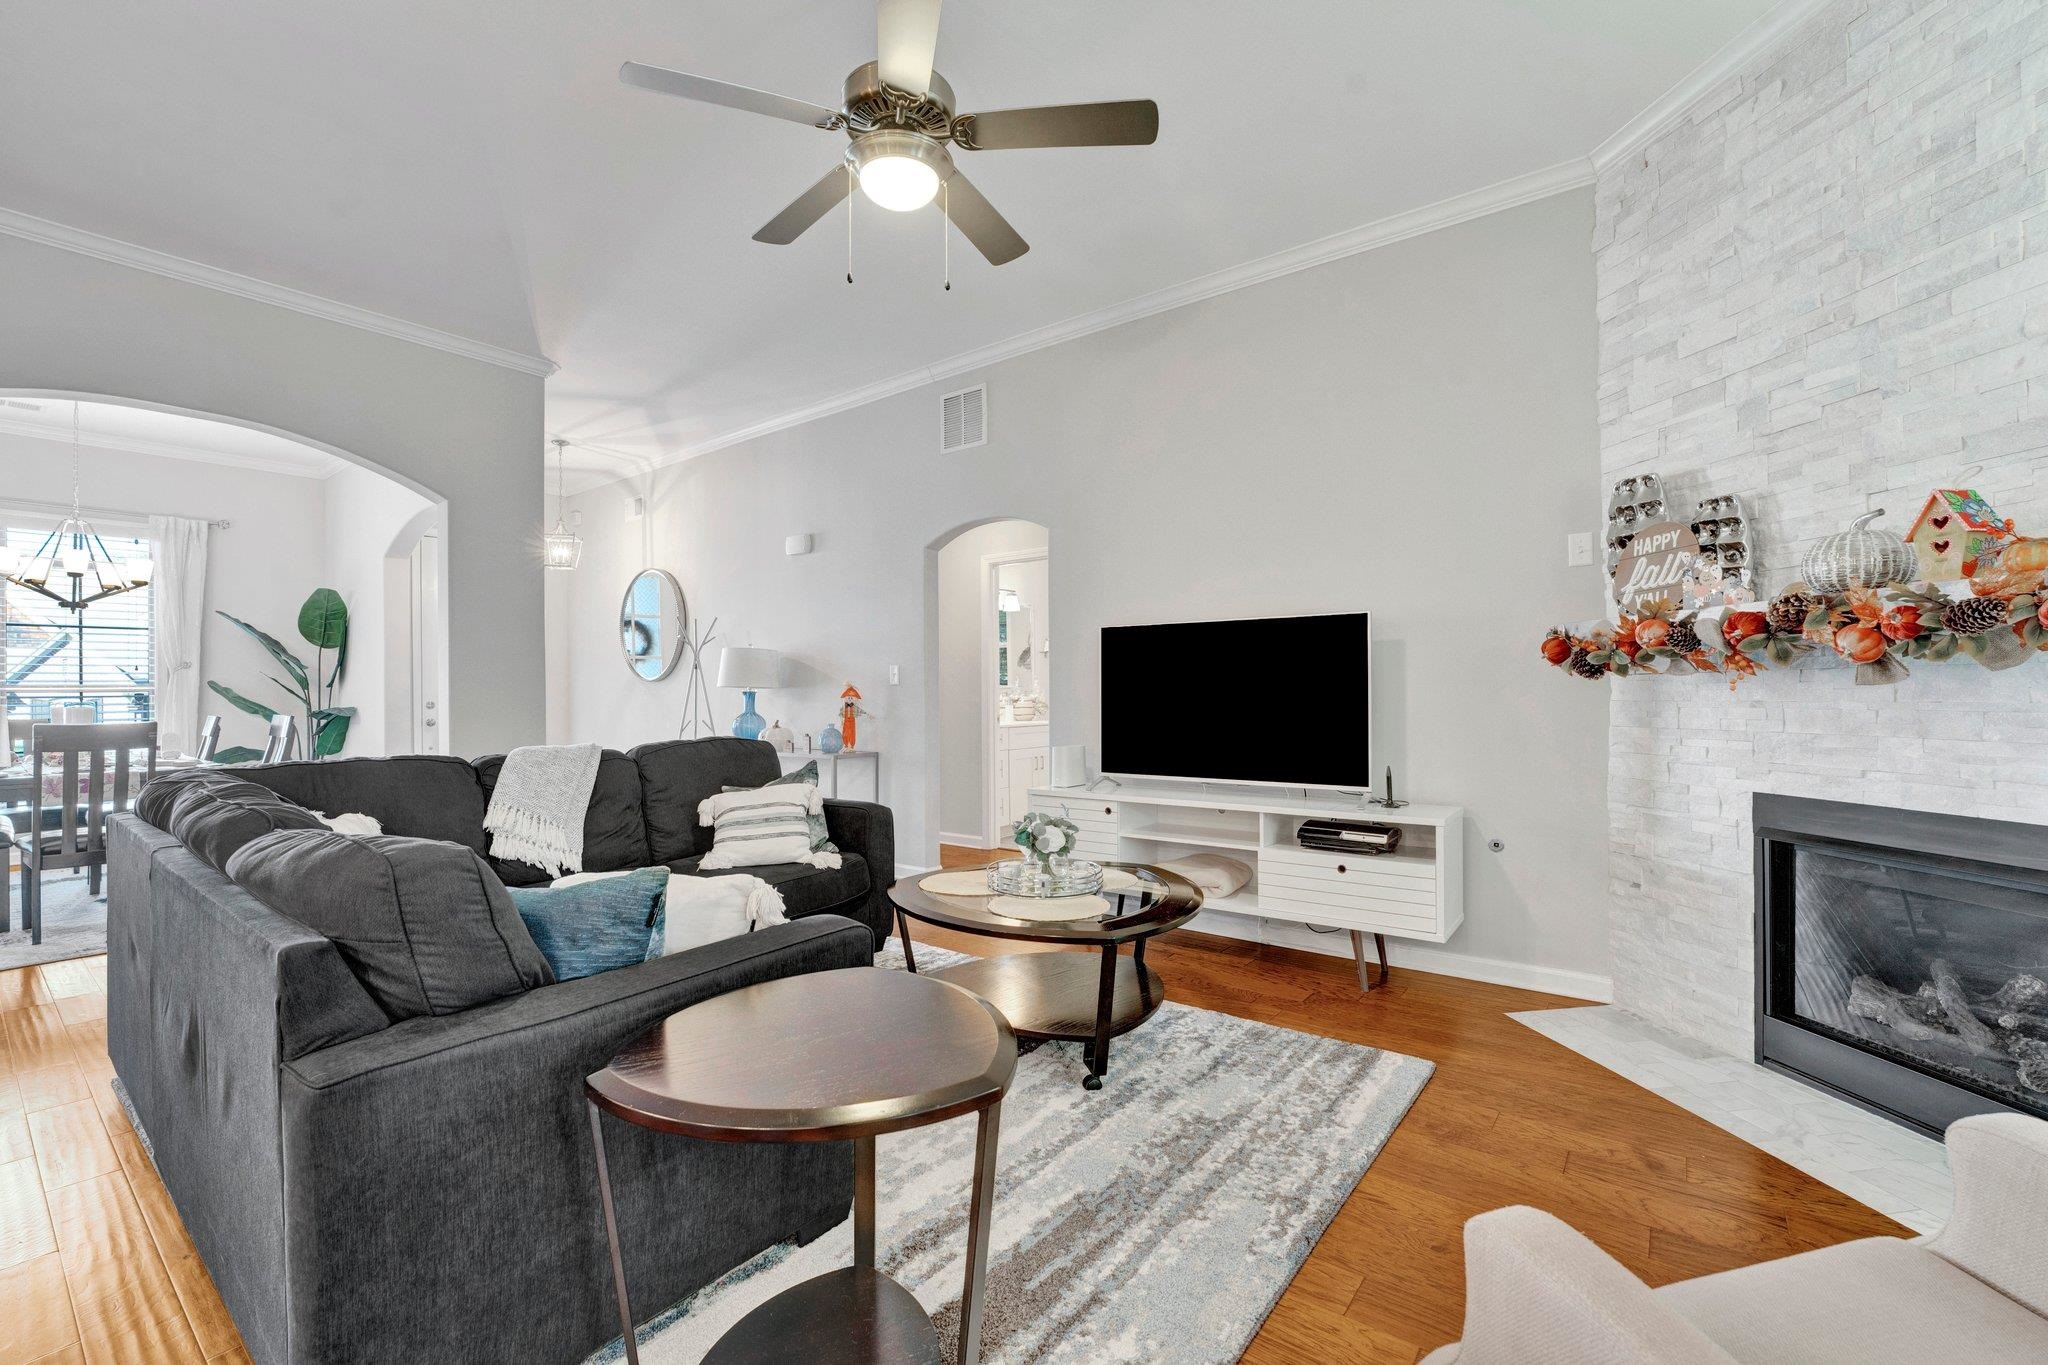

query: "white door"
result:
(410, 533), (443, 753)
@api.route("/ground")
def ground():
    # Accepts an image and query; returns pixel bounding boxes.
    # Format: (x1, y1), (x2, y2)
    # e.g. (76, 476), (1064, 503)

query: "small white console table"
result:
(1027, 782), (1464, 992)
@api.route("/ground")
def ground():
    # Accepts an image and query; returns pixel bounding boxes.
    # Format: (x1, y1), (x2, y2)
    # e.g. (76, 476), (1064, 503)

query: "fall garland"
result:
(1543, 581), (2048, 688)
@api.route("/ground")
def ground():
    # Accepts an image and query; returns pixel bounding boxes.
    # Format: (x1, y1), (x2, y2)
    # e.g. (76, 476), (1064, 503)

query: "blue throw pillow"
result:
(507, 867), (669, 982)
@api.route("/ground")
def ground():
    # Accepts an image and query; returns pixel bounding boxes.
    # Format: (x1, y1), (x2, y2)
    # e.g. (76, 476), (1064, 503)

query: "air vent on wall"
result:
(940, 384), (987, 453)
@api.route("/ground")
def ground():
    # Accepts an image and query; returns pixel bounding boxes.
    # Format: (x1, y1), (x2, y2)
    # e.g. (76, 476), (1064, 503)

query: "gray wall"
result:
(557, 188), (1612, 992)
(1598, 0), (2048, 1054)
(0, 234), (545, 756)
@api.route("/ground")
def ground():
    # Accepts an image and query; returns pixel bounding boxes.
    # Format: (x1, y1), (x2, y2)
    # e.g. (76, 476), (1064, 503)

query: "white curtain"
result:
(149, 515), (210, 756)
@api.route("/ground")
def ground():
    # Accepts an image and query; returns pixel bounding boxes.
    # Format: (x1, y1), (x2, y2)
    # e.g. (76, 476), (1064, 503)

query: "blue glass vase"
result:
(731, 690), (766, 740)
(819, 724), (844, 754)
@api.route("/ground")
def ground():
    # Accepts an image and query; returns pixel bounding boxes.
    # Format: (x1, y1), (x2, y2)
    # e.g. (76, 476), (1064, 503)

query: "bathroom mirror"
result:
(619, 569), (687, 681)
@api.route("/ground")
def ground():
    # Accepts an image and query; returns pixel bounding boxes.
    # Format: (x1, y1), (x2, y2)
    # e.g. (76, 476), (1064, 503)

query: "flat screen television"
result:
(1100, 612), (1370, 790)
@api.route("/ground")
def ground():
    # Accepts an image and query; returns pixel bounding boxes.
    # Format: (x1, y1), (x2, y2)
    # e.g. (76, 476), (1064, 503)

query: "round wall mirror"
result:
(619, 569), (687, 681)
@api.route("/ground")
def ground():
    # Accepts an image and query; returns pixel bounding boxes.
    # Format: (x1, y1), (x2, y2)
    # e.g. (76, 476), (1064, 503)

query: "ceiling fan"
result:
(621, 0), (1158, 267)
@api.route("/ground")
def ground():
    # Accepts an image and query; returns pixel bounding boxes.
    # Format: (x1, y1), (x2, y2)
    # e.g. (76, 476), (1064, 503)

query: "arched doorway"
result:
(0, 391), (447, 760)
(928, 517), (1051, 860)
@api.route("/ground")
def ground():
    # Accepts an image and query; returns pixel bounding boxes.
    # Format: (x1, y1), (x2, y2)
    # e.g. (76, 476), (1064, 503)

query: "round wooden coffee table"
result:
(584, 968), (1017, 1365)
(888, 862), (1201, 1090)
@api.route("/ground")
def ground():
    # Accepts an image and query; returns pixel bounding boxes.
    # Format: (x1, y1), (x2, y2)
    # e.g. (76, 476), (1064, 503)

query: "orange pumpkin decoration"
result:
(1722, 611), (1767, 646)
(1541, 634), (1572, 665)
(1635, 619), (1671, 650)
(1971, 536), (2048, 596)
(1834, 623), (1887, 664)
(1880, 605), (1922, 642)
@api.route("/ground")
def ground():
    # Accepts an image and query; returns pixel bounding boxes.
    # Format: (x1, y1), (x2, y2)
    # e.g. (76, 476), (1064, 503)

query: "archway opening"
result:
(928, 517), (1051, 862)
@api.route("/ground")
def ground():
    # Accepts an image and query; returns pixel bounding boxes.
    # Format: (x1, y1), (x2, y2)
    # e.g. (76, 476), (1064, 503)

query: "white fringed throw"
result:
(484, 743), (602, 876)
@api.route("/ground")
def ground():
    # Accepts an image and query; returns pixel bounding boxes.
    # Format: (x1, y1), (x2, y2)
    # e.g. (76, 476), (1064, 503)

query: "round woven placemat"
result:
(917, 869), (997, 897)
(987, 893), (1112, 922)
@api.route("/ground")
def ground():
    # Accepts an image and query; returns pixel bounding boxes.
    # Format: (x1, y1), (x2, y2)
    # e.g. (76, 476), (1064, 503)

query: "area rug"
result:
(0, 869), (106, 969)
(596, 943), (1433, 1364)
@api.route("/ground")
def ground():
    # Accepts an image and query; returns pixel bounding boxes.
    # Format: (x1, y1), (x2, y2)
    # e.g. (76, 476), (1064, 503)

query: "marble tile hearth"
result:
(1515, 1005), (1953, 1234)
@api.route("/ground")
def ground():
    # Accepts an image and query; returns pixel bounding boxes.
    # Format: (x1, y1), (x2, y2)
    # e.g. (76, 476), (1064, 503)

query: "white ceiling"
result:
(0, 1), (1778, 486)
(0, 399), (343, 478)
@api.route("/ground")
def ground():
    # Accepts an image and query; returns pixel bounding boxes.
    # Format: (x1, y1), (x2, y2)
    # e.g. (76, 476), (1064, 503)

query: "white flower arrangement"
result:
(1012, 810), (1079, 866)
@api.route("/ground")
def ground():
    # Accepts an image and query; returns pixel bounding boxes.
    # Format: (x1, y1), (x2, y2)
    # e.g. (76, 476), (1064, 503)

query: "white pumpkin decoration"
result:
(1803, 510), (1916, 592)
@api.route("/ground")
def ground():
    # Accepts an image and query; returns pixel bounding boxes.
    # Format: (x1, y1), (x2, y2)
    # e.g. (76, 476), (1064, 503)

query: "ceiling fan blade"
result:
(620, 61), (838, 129)
(753, 165), (854, 245)
(876, 0), (942, 95)
(955, 100), (1159, 150)
(943, 170), (1028, 266)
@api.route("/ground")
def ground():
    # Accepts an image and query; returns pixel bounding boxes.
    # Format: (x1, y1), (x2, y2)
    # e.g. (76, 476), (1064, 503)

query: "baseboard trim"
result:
(936, 834), (988, 853)
(1188, 909), (1613, 1003)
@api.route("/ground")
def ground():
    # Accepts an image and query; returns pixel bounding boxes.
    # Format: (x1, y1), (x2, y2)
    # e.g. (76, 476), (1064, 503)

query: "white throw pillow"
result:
(553, 869), (788, 954)
(696, 784), (843, 869)
(1158, 852), (1253, 898)
(318, 811), (384, 838)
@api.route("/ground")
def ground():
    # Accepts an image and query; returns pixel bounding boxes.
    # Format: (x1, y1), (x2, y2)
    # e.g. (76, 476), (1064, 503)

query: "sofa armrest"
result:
(823, 799), (894, 946)
(1923, 1112), (2048, 1316)
(1441, 1207), (1736, 1364)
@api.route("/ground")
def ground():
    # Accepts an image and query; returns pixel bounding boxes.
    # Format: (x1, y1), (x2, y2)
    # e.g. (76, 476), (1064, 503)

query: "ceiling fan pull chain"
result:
(942, 178), (951, 291)
(846, 164), (856, 284)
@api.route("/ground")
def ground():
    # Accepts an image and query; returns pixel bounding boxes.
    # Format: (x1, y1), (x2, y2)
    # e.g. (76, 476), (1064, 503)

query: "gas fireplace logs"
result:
(1848, 965), (2048, 1094)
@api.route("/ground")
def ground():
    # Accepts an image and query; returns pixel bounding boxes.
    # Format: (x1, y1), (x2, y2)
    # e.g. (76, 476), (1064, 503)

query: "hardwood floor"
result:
(929, 844), (1906, 1362)
(0, 855), (1904, 1364)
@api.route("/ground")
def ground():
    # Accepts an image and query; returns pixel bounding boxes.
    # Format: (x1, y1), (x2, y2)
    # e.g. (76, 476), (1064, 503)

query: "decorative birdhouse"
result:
(1907, 490), (2010, 582)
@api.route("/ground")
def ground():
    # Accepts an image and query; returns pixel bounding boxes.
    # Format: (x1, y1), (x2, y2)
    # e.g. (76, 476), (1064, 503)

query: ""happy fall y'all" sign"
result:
(1613, 520), (1702, 612)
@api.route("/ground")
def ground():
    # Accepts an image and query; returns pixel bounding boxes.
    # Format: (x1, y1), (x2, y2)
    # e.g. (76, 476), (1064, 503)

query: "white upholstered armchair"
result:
(1423, 1113), (2048, 1363)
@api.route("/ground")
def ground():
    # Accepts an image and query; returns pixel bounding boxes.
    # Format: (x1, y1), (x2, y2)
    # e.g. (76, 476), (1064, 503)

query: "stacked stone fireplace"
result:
(1755, 794), (2048, 1135)
(1596, 0), (2048, 1074)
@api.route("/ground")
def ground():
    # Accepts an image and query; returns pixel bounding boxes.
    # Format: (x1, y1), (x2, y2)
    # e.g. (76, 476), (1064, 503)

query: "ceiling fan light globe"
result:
(859, 155), (940, 211)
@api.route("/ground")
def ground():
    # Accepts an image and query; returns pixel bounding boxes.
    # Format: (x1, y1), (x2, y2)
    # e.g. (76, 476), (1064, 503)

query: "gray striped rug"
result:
(597, 943), (1432, 1364)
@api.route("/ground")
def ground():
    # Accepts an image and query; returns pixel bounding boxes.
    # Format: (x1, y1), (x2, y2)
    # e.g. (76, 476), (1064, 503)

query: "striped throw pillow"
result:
(697, 784), (844, 870)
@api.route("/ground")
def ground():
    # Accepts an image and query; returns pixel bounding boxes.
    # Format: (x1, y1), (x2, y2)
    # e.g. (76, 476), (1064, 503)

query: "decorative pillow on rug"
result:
(697, 784), (843, 869)
(507, 867), (669, 981)
(551, 869), (787, 955)
(226, 829), (553, 1020)
(722, 760), (838, 856)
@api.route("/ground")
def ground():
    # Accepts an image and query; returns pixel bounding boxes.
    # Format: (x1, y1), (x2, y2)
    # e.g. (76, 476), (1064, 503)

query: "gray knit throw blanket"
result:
(483, 743), (602, 877)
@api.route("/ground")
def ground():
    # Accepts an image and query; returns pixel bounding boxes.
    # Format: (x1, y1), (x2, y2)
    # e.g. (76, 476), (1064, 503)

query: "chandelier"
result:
(542, 438), (583, 570)
(0, 402), (154, 610)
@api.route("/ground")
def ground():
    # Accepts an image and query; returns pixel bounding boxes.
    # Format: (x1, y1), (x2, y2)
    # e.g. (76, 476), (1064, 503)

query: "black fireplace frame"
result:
(1753, 792), (2048, 1137)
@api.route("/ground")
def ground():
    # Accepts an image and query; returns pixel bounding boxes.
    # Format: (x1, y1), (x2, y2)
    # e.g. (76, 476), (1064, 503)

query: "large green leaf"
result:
(311, 706), (356, 758)
(298, 588), (349, 651)
(207, 680), (278, 721)
(217, 611), (309, 695)
(211, 746), (266, 765)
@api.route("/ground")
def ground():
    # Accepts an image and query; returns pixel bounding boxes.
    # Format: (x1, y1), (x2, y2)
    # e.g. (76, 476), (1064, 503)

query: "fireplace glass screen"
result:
(1780, 845), (2048, 1122)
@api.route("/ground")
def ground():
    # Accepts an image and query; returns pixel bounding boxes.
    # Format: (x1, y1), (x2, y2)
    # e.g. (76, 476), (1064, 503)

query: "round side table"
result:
(584, 967), (1017, 1365)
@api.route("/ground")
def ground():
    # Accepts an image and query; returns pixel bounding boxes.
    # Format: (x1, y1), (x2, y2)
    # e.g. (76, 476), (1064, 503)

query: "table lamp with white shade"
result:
(716, 647), (782, 741)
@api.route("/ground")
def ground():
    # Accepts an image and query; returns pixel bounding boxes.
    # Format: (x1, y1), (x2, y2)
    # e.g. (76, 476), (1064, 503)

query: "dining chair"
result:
(12, 721), (157, 945)
(194, 714), (222, 763)
(261, 713), (299, 763)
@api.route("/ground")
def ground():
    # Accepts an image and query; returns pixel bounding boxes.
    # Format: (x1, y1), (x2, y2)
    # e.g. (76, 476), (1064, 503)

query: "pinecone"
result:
(1942, 595), (2010, 636)
(1568, 648), (1607, 680)
(1665, 620), (1702, 655)
(1768, 592), (1817, 635)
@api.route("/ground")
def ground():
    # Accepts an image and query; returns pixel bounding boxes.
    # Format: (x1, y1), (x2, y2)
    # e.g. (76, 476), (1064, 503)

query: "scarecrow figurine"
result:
(836, 682), (871, 751)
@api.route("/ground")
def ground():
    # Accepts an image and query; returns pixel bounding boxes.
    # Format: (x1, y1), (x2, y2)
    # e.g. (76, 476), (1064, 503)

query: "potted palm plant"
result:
(207, 588), (355, 762)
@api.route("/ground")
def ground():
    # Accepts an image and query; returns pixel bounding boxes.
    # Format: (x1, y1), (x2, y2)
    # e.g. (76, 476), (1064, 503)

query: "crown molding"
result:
(0, 207), (559, 379)
(1591, 0), (1839, 171)
(634, 157), (1594, 470)
(0, 412), (345, 479)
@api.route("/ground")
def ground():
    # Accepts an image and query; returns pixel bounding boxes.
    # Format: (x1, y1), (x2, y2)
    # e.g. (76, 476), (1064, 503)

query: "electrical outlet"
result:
(1566, 531), (1594, 567)
(888, 664), (900, 685)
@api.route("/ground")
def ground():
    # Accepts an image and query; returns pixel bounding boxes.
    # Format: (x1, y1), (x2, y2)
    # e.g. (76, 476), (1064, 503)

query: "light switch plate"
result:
(888, 664), (900, 685)
(1566, 531), (1594, 567)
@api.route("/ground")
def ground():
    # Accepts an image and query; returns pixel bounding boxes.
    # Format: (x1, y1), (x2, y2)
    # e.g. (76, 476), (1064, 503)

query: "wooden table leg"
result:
(1348, 929), (1389, 992)
(896, 909), (919, 973)
(958, 1101), (1002, 1365)
(853, 1134), (876, 1269)
(587, 1102), (640, 1365)
(1084, 944), (1118, 1091)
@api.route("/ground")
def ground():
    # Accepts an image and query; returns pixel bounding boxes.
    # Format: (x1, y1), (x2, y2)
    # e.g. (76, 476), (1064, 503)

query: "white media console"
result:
(1027, 781), (1464, 992)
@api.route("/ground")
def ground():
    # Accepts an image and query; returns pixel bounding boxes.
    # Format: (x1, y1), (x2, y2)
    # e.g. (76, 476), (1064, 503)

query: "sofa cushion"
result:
(235, 756), (491, 854)
(1660, 1236), (2048, 1362)
(507, 867), (668, 982)
(137, 769), (329, 873)
(475, 748), (648, 881)
(632, 738), (780, 862)
(667, 851), (869, 918)
(226, 829), (553, 1021)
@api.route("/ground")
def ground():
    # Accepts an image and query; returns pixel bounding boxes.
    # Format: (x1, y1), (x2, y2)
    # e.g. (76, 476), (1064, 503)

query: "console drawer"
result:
(1259, 868), (1437, 908)
(1262, 844), (1436, 882)
(1258, 887), (1442, 936)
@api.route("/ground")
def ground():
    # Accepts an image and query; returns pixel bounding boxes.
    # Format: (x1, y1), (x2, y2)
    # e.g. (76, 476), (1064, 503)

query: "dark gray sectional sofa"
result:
(105, 737), (895, 1364)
